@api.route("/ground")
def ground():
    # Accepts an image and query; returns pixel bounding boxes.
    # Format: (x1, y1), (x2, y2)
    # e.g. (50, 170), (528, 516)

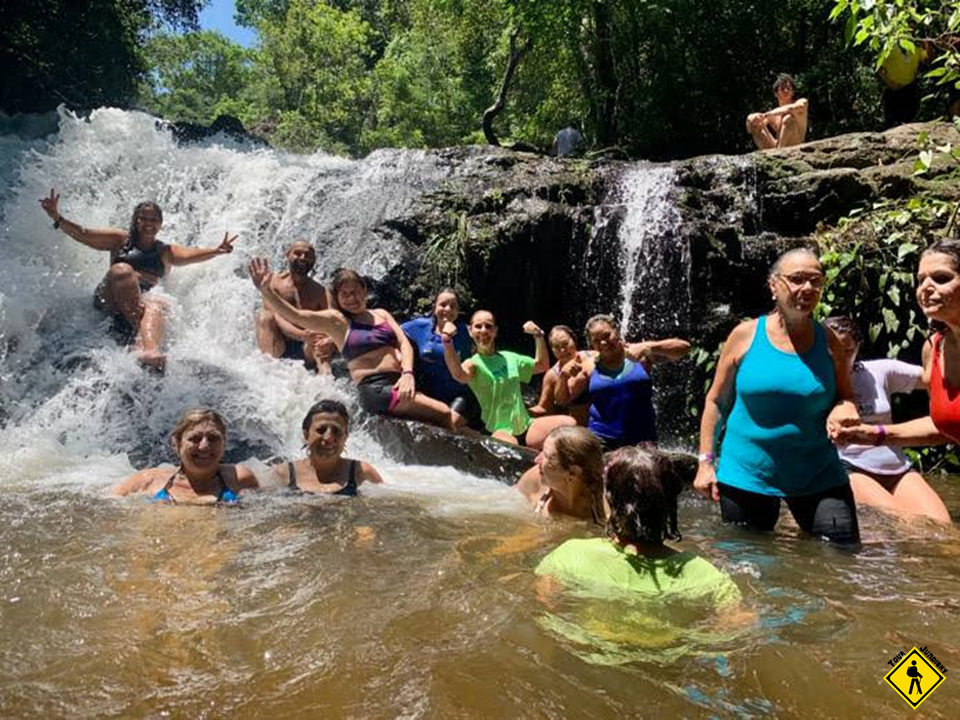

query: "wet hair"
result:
(331, 268), (366, 314)
(773, 73), (796, 94)
(126, 201), (163, 250)
(823, 316), (862, 345)
(584, 313), (619, 339)
(169, 408), (226, 456)
(301, 399), (350, 434)
(548, 324), (578, 347)
(920, 238), (960, 335)
(603, 446), (683, 545)
(548, 426), (604, 522)
(769, 246), (820, 279)
(287, 239), (315, 253)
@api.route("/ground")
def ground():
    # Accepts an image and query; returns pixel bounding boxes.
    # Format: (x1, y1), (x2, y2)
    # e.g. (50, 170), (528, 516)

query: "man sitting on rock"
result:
(255, 240), (335, 374)
(746, 74), (808, 150)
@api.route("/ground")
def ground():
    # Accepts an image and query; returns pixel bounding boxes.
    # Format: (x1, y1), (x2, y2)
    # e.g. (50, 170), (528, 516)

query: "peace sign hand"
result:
(39, 188), (60, 221)
(248, 257), (273, 290)
(216, 232), (238, 254)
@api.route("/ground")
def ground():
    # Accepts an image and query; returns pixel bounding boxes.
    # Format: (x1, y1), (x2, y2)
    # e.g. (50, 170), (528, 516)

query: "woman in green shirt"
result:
(441, 309), (575, 449)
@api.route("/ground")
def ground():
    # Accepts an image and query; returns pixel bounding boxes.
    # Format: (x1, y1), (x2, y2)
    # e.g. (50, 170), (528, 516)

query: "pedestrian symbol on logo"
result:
(884, 647), (945, 708)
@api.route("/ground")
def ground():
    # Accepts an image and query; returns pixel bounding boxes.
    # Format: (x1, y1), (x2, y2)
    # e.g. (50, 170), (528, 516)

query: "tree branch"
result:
(482, 29), (532, 146)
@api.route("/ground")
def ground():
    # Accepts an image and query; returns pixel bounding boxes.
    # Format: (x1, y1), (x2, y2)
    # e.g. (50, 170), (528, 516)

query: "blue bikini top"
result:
(153, 467), (239, 504)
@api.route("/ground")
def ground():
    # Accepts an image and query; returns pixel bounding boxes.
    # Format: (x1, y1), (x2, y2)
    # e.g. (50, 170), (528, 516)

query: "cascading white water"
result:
(614, 165), (684, 336)
(0, 108), (518, 505)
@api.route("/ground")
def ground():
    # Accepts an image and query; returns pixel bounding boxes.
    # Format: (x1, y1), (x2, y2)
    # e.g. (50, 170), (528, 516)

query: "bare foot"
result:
(137, 350), (166, 373)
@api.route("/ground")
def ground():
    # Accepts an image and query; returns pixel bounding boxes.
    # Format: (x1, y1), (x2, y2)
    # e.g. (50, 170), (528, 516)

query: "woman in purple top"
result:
(249, 260), (457, 429)
(825, 316), (950, 523)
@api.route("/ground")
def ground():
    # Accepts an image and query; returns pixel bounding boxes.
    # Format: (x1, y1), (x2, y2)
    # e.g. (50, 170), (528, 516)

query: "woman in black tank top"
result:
(39, 190), (238, 370)
(272, 399), (383, 495)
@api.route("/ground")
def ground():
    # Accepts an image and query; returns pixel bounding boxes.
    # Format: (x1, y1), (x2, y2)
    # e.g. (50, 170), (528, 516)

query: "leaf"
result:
(878, 271), (888, 290)
(844, 13), (858, 45)
(883, 308), (900, 335)
(854, 28), (870, 46)
(897, 242), (919, 259)
(869, 322), (883, 343)
(828, 1), (848, 22)
(888, 285), (900, 306)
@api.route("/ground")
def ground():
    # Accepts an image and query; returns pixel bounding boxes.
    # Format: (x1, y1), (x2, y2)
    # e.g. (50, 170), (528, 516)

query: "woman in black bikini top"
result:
(274, 399), (383, 495)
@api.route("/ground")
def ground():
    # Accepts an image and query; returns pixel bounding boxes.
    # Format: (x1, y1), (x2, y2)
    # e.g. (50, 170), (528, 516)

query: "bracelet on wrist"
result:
(697, 451), (715, 465)
(53, 215), (61, 229)
(402, 370), (414, 376)
(875, 424), (887, 445)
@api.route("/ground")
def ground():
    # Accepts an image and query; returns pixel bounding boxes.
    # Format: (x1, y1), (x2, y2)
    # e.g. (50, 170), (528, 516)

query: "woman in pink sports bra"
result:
(834, 238), (960, 459)
(249, 259), (458, 430)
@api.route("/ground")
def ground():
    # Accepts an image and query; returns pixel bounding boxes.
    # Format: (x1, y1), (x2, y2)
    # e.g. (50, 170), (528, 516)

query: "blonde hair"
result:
(549, 426), (604, 521)
(169, 409), (227, 456)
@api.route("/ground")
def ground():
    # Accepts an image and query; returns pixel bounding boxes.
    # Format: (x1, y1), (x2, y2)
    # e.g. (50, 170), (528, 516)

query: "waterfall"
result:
(0, 108), (463, 488)
(614, 165), (685, 338)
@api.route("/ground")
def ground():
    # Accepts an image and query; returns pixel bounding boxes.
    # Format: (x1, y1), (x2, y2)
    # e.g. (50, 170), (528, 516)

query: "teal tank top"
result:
(716, 316), (847, 497)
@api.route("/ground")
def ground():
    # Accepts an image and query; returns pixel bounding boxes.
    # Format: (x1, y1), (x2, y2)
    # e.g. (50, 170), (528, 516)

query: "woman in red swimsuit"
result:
(835, 238), (960, 449)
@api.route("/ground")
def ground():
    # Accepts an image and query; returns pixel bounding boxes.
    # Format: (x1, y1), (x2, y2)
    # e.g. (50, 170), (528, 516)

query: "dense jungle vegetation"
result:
(3, 1), (957, 158)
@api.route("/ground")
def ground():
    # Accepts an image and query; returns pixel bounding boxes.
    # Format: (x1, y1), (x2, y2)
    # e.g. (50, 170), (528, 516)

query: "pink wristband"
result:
(875, 424), (886, 445)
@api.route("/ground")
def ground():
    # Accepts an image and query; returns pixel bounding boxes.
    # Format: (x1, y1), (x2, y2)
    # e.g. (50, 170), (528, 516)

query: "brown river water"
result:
(1, 467), (959, 719)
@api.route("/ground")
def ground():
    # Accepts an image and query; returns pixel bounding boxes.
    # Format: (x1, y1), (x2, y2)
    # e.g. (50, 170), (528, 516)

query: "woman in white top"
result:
(825, 317), (950, 523)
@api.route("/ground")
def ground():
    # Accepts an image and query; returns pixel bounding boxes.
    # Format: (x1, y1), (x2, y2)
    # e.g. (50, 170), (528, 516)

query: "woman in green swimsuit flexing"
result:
(441, 309), (575, 449)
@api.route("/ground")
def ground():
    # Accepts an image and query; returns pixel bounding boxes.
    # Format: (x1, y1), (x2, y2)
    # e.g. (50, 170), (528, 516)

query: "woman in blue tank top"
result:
(693, 248), (862, 544)
(554, 315), (690, 450)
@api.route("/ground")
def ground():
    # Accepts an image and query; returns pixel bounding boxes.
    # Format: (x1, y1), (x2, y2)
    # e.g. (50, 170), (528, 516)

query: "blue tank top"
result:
(717, 316), (847, 497)
(587, 359), (657, 447)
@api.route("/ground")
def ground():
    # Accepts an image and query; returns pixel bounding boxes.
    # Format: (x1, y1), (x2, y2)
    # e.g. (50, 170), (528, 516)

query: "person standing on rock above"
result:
(822, 316), (948, 523)
(693, 247), (862, 544)
(553, 314), (690, 451)
(878, 42), (930, 127)
(249, 260), (461, 430)
(401, 288), (482, 431)
(745, 74), (809, 150)
(39, 189), (237, 371)
(255, 240), (335, 375)
(440, 309), (576, 449)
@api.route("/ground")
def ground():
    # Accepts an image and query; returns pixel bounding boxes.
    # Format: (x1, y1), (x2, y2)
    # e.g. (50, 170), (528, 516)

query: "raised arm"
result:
(693, 321), (754, 502)
(248, 258), (348, 343)
(440, 321), (474, 384)
(40, 188), (126, 252)
(625, 338), (691, 369)
(553, 355), (590, 405)
(165, 232), (238, 267)
(522, 321), (549, 374)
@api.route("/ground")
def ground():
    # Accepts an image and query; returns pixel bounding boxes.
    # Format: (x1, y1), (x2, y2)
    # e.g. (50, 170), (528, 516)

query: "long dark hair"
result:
(604, 446), (683, 544)
(126, 201), (163, 250)
(301, 399), (350, 434)
(921, 238), (960, 336)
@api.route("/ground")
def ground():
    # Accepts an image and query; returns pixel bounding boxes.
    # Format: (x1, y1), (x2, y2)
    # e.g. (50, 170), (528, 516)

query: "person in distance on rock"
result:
(745, 73), (808, 150)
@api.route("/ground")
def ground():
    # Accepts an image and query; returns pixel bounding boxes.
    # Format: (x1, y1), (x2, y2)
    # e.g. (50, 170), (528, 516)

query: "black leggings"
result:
(718, 482), (860, 545)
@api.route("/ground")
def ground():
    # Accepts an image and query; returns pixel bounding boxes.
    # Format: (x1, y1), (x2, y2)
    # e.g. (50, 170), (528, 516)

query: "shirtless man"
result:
(746, 74), (808, 150)
(255, 240), (335, 374)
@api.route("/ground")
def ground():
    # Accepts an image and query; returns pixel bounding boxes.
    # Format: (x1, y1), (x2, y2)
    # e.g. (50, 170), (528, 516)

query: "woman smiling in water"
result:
(112, 409), (258, 503)
(272, 399), (383, 495)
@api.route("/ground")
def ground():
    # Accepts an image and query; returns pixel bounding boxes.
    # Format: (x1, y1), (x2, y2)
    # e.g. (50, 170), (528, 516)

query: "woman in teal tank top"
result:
(693, 248), (862, 544)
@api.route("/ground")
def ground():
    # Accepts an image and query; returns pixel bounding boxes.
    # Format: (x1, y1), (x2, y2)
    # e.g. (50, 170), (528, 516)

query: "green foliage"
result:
(0, 0), (205, 113)
(140, 31), (255, 124)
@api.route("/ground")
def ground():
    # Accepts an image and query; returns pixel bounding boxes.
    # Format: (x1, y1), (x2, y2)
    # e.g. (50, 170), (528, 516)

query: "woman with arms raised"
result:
(554, 314), (690, 450)
(39, 190), (237, 370)
(273, 399), (383, 495)
(693, 247), (862, 544)
(249, 259), (458, 429)
(112, 409), (258, 503)
(440, 309), (575, 449)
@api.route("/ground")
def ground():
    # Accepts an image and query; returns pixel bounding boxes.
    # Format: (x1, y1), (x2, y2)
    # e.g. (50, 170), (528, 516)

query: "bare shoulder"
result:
(358, 461), (383, 484)
(111, 466), (169, 496)
(231, 463), (260, 490)
(722, 319), (758, 359)
(515, 465), (542, 504)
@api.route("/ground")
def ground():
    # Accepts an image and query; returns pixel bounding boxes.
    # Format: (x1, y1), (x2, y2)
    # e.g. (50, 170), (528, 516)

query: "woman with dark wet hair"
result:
(272, 399), (382, 496)
(39, 190), (237, 370)
(535, 446), (740, 606)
